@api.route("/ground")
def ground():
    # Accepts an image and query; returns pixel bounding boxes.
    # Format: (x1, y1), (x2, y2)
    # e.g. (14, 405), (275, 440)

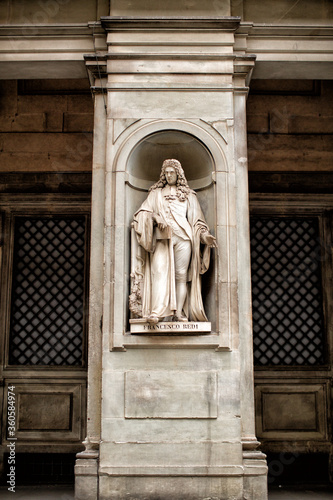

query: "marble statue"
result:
(130, 159), (217, 324)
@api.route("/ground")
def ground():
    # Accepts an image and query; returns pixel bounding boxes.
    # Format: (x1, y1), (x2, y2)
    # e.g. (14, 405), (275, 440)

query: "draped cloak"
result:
(132, 188), (211, 321)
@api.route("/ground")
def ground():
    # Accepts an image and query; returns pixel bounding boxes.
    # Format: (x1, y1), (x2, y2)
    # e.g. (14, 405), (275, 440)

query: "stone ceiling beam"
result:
(0, 21), (332, 80)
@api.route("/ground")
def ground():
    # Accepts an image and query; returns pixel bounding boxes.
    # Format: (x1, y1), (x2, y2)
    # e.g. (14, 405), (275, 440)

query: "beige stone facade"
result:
(0, 1), (332, 498)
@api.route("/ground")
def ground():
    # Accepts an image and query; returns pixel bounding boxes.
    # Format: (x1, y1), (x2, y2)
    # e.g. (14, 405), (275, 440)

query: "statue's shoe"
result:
(173, 314), (188, 322)
(147, 314), (159, 324)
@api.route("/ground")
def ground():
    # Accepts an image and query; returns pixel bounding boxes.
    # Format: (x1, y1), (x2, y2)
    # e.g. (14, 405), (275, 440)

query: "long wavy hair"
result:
(149, 159), (191, 202)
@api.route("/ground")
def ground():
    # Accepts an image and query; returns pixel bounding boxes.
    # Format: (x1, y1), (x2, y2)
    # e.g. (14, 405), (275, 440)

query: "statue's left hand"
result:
(201, 232), (217, 248)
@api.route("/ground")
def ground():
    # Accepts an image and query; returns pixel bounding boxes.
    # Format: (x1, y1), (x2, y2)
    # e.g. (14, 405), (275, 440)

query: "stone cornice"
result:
(0, 23), (104, 37)
(0, 22), (106, 79)
(246, 23), (333, 53)
(1, 21), (331, 38)
(106, 53), (238, 60)
(0, 22), (106, 54)
(0, 20), (331, 80)
(237, 22), (333, 79)
(101, 16), (241, 31)
(249, 24), (333, 37)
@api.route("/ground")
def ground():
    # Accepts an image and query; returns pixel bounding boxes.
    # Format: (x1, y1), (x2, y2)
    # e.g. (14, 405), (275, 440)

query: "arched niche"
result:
(126, 129), (215, 191)
(123, 128), (217, 330)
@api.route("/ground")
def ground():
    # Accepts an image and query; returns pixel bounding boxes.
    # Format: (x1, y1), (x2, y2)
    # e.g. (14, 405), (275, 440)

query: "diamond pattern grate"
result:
(9, 217), (86, 366)
(250, 217), (325, 366)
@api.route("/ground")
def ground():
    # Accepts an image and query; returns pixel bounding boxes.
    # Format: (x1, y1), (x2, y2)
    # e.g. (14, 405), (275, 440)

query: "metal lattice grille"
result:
(9, 217), (86, 366)
(250, 217), (325, 366)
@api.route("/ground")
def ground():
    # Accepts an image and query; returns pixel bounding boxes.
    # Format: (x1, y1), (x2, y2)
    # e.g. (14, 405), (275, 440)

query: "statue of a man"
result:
(130, 159), (216, 324)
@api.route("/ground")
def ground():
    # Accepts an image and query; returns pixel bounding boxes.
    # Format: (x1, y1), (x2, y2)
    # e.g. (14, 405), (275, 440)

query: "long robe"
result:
(132, 188), (211, 321)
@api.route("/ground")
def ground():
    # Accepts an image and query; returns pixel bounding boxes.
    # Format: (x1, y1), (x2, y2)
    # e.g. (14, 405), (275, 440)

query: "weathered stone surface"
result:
(17, 94), (68, 113)
(246, 113), (269, 133)
(243, 0), (332, 24)
(0, 82), (94, 172)
(2, 132), (64, 152)
(99, 476), (244, 500)
(0, 113), (46, 132)
(0, 172), (92, 193)
(79, 14), (266, 500)
(7, 381), (84, 443)
(0, 80), (17, 114)
(269, 110), (289, 134)
(249, 171), (333, 193)
(0, 0), (106, 24)
(248, 134), (333, 171)
(100, 441), (242, 469)
(103, 348), (233, 373)
(256, 383), (327, 441)
(75, 458), (98, 500)
(102, 416), (241, 443)
(289, 115), (333, 134)
(124, 371), (217, 419)
(0, 129), (92, 171)
(64, 112), (94, 132)
(107, 90), (233, 120)
(18, 393), (71, 430)
(263, 392), (316, 431)
(247, 80), (333, 171)
(45, 111), (64, 132)
(110, 0), (231, 16)
(0, 152), (92, 172)
(68, 95), (94, 113)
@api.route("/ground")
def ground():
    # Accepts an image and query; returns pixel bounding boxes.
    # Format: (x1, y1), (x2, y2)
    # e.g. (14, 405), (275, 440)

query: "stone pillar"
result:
(75, 63), (107, 500)
(76, 14), (267, 500)
(234, 87), (268, 498)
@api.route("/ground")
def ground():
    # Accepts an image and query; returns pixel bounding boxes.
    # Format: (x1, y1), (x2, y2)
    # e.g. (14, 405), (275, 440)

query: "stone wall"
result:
(247, 80), (333, 172)
(2, 77), (332, 174)
(0, 80), (93, 172)
(2, 0), (332, 25)
(0, 0), (109, 24)
(239, 0), (333, 25)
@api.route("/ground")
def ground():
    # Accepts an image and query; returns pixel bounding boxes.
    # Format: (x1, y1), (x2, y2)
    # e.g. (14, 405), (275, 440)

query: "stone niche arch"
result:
(111, 120), (229, 348)
(127, 129), (214, 190)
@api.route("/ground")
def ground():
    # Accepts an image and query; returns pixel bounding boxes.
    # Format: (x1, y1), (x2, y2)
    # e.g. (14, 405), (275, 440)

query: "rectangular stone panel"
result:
(108, 91), (233, 120)
(4, 381), (84, 442)
(18, 393), (71, 431)
(125, 371), (217, 419)
(262, 392), (316, 431)
(255, 384), (327, 440)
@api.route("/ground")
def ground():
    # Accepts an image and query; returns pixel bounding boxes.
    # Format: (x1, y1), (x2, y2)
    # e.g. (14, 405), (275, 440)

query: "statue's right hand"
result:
(153, 214), (167, 231)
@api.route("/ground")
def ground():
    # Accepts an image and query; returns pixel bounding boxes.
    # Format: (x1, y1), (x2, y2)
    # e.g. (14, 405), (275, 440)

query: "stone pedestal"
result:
(76, 12), (267, 500)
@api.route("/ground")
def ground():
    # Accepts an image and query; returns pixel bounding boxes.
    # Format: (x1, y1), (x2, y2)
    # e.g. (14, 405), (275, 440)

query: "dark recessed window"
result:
(251, 217), (325, 366)
(9, 216), (87, 366)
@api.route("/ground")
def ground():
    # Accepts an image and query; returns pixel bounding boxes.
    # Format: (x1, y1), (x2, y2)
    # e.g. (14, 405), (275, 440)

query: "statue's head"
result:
(149, 159), (191, 201)
(160, 159), (188, 187)
(161, 159), (183, 179)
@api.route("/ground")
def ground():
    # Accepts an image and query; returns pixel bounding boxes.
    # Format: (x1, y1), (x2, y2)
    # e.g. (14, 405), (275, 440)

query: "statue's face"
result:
(165, 166), (177, 186)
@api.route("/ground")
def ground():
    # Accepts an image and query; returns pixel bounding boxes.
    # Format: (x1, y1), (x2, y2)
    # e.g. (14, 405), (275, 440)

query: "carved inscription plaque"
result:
(130, 321), (211, 334)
